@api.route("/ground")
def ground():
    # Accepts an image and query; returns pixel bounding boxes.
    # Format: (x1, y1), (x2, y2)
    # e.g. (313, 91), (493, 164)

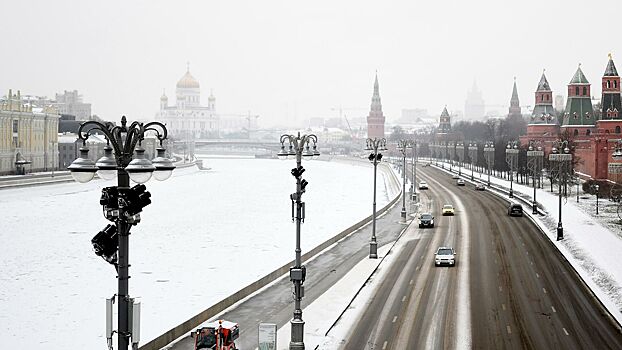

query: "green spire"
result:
(570, 64), (589, 84)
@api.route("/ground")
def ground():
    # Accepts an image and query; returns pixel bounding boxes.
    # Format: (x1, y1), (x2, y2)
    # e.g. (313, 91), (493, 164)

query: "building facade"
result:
(0, 90), (59, 175)
(156, 66), (219, 139)
(366, 73), (386, 139)
(53, 90), (92, 120)
(464, 80), (485, 120)
(521, 56), (622, 181)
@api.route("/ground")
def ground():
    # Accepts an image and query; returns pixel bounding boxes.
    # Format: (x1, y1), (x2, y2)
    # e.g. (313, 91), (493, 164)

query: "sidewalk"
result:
(429, 159), (622, 325)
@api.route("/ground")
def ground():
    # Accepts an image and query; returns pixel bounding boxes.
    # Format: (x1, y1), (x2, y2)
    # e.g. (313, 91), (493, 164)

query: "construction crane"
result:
(218, 112), (260, 136)
(330, 106), (366, 138)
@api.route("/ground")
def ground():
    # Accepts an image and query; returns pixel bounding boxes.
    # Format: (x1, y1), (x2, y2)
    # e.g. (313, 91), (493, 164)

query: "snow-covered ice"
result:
(0, 157), (394, 349)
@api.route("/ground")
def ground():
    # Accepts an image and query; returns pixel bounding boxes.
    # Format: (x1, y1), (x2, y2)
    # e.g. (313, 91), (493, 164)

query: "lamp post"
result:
(505, 141), (519, 198)
(398, 140), (409, 220)
(468, 142), (478, 181)
(365, 138), (387, 259)
(410, 140), (417, 201)
(277, 132), (320, 350)
(484, 141), (495, 187)
(549, 139), (572, 240)
(595, 184), (600, 215)
(68, 116), (175, 350)
(527, 140), (544, 214)
(455, 142), (463, 176)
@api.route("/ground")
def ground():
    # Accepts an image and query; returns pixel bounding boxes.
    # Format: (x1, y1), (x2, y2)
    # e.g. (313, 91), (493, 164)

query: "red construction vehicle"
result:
(191, 320), (240, 350)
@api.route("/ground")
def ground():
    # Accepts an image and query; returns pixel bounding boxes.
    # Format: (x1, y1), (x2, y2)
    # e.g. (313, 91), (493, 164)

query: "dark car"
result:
(508, 203), (523, 216)
(475, 183), (486, 191)
(419, 213), (434, 228)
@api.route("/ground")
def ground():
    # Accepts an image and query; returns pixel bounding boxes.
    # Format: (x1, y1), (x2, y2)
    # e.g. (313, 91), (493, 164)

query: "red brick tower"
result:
(367, 72), (386, 139)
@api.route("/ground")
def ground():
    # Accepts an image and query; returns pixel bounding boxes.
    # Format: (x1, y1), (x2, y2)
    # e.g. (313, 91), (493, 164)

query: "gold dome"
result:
(176, 70), (200, 89)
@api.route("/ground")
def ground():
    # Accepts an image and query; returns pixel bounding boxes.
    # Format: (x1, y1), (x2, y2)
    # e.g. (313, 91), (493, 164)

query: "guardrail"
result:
(139, 162), (402, 350)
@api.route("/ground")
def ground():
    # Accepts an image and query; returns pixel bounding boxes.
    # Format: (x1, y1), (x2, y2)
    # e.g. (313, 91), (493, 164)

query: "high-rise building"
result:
(464, 80), (485, 120)
(53, 90), (92, 120)
(554, 95), (565, 112)
(366, 73), (386, 139)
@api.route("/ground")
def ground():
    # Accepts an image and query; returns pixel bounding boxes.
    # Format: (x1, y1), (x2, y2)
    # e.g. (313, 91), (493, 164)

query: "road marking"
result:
(526, 251), (529, 255)
(563, 328), (569, 336)
(402, 295), (406, 302)
(542, 287), (547, 294)
(502, 303), (506, 310)
(536, 273), (540, 278)
(499, 286), (503, 292)
(392, 316), (397, 323)
(507, 325), (512, 334)
(410, 279), (414, 285)
(530, 261), (533, 265)
(522, 242), (525, 246)
(551, 306), (556, 313)
(416, 265), (420, 271)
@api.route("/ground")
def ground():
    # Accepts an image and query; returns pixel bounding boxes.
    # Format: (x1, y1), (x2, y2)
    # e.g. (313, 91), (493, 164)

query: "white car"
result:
(435, 247), (456, 266)
(419, 181), (429, 190)
(457, 179), (465, 186)
(452, 174), (460, 179)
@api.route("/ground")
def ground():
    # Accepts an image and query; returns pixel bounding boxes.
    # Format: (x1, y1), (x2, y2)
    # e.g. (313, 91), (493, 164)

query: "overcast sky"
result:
(1, 0), (620, 127)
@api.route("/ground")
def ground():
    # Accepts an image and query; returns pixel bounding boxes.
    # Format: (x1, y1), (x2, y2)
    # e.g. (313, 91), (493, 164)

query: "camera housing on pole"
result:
(277, 131), (319, 350)
(68, 116), (174, 350)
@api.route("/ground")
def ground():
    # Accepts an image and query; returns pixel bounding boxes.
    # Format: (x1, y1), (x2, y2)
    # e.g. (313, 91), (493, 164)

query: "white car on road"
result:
(419, 181), (429, 190)
(435, 247), (456, 266)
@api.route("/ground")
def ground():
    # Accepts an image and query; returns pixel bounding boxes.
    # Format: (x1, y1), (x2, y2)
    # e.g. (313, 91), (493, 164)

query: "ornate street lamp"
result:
(468, 142), (478, 181)
(505, 141), (519, 198)
(595, 184), (600, 215)
(455, 141), (464, 176)
(277, 132), (319, 350)
(484, 141), (495, 186)
(68, 116), (174, 350)
(408, 140), (418, 201)
(365, 138), (387, 259)
(549, 139), (572, 240)
(397, 140), (409, 220)
(527, 140), (544, 214)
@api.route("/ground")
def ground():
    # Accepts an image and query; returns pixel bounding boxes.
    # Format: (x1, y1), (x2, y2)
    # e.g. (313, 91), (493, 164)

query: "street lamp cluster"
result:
(468, 142), (478, 180)
(549, 139), (572, 240)
(484, 141), (495, 187)
(277, 132), (320, 350)
(365, 138), (388, 259)
(67, 116), (175, 350)
(527, 140), (544, 214)
(505, 141), (519, 198)
(397, 140), (410, 220)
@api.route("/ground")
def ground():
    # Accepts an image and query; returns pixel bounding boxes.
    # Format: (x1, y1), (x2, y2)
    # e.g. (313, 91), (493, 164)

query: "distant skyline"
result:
(1, 0), (620, 127)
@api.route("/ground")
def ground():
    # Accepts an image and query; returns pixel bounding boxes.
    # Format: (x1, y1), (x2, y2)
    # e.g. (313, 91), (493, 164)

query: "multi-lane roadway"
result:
(344, 164), (622, 349)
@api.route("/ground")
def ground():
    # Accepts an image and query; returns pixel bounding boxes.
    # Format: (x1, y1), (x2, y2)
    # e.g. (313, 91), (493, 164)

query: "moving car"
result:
(452, 174), (460, 179)
(418, 213), (434, 228)
(508, 203), (523, 217)
(457, 179), (465, 186)
(442, 204), (455, 216)
(435, 247), (456, 266)
(419, 181), (429, 190)
(475, 183), (486, 191)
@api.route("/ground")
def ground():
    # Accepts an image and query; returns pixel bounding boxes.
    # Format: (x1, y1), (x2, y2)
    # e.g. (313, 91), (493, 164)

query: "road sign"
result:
(258, 323), (277, 350)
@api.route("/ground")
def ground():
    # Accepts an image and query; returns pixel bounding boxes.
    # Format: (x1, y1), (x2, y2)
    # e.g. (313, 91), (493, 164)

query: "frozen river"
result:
(0, 156), (394, 349)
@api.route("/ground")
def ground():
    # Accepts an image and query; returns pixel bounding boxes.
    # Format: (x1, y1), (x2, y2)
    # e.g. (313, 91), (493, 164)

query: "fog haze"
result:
(1, 0), (620, 126)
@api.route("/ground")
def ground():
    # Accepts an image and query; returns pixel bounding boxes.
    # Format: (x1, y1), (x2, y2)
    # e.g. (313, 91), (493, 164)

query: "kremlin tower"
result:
(366, 73), (386, 139)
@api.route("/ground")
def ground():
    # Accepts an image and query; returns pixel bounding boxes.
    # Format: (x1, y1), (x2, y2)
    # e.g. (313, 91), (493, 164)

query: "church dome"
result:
(176, 70), (200, 89)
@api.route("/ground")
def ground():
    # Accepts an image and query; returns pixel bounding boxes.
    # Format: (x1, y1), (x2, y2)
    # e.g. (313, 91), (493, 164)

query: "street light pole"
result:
(410, 140), (417, 201)
(484, 141), (495, 187)
(278, 132), (320, 350)
(505, 141), (519, 198)
(527, 140), (544, 214)
(68, 116), (175, 350)
(365, 138), (387, 259)
(549, 139), (572, 240)
(398, 140), (408, 220)
(469, 142), (478, 181)
(456, 142), (463, 176)
(595, 184), (600, 215)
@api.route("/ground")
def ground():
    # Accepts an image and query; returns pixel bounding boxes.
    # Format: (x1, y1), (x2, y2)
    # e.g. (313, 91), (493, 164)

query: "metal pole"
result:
(117, 169), (130, 350)
(533, 163), (537, 214)
(557, 162), (563, 240)
(370, 153), (378, 258)
(401, 151), (407, 219)
(291, 149), (304, 350)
